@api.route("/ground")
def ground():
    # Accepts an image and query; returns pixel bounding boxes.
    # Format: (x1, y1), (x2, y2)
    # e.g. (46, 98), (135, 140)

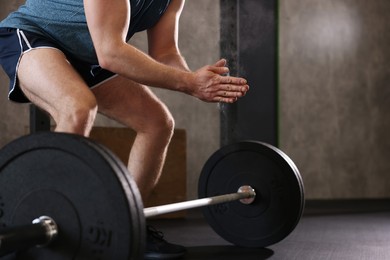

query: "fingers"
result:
(205, 72), (249, 103)
(214, 86), (248, 103)
(217, 89), (245, 98)
(217, 75), (249, 93)
(204, 59), (229, 75)
(209, 65), (229, 75)
(213, 59), (227, 67)
(208, 80), (249, 103)
(220, 75), (247, 86)
(213, 96), (238, 103)
(219, 83), (249, 94)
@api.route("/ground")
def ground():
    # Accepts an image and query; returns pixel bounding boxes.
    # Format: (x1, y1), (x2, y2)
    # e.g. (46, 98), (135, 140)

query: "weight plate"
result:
(88, 140), (146, 259)
(198, 141), (304, 248)
(0, 132), (145, 259)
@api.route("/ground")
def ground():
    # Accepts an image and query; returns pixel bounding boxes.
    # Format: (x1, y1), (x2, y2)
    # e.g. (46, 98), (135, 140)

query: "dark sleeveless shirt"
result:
(0, 0), (171, 64)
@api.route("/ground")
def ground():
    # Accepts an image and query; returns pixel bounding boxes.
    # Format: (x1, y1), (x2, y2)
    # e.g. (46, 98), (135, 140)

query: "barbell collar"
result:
(32, 216), (58, 247)
(0, 216), (58, 256)
(144, 186), (256, 218)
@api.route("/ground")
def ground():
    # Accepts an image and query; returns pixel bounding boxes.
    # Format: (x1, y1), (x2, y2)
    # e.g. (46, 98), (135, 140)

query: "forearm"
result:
(154, 52), (191, 72)
(99, 42), (192, 93)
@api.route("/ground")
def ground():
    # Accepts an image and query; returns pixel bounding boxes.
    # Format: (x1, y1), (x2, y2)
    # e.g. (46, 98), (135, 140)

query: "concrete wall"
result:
(279, 0), (390, 199)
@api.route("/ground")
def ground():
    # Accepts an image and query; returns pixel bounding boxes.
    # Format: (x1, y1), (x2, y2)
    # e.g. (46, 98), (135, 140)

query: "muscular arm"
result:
(147, 0), (190, 71)
(84, 0), (189, 89)
(84, 0), (248, 103)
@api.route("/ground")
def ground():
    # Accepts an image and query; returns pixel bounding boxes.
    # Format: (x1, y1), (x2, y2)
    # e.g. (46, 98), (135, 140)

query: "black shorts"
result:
(0, 28), (116, 103)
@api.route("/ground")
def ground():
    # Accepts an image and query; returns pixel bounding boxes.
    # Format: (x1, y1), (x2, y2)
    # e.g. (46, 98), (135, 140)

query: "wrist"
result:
(176, 70), (194, 94)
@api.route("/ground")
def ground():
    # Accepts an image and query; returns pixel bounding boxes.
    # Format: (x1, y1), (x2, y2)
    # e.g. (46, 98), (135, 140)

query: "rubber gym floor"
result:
(149, 200), (390, 260)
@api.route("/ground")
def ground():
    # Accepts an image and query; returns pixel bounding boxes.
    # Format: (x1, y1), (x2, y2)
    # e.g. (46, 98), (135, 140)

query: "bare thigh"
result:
(17, 48), (97, 124)
(91, 75), (173, 133)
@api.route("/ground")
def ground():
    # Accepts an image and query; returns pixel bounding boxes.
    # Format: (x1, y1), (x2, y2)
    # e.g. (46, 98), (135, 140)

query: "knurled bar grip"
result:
(144, 186), (256, 218)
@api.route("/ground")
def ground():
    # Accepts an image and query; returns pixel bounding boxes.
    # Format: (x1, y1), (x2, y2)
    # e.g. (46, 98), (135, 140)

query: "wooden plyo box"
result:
(90, 127), (187, 219)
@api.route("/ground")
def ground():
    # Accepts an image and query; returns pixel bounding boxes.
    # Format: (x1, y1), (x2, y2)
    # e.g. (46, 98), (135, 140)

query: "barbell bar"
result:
(0, 132), (304, 259)
(144, 185), (256, 218)
(0, 185), (256, 256)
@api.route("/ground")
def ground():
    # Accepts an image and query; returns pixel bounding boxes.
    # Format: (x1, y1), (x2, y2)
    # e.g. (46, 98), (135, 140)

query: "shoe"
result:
(144, 225), (186, 259)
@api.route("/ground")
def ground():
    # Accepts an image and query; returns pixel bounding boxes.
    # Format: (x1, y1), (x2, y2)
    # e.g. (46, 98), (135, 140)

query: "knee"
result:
(153, 109), (175, 142)
(140, 104), (175, 142)
(56, 97), (98, 135)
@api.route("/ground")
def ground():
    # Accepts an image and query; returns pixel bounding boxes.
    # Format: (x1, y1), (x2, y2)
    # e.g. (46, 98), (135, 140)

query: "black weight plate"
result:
(198, 141), (304, 248)
(0, 132), (145, 260)
(88, 140), (146, 259)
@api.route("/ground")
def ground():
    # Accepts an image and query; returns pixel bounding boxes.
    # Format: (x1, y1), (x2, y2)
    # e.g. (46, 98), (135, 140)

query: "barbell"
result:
(0, 132), (304, 259)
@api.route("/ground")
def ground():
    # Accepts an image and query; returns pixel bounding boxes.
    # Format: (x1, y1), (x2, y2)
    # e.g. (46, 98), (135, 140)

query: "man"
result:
(0, 0), (249, 258)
